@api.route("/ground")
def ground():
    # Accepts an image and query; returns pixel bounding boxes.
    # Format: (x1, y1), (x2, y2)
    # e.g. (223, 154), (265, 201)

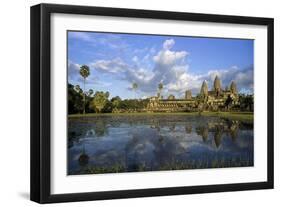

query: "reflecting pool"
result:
(67, 115), (253, 175)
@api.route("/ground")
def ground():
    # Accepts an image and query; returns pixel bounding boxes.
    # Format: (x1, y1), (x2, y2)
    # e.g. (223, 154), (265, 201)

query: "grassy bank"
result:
(68, 111), (253, 123)
(200, 111), (253, 123)
(69, 157), (253, 175)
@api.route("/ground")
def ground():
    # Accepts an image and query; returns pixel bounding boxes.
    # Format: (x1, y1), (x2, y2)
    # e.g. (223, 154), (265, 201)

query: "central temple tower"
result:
(213, 75), (222, 97)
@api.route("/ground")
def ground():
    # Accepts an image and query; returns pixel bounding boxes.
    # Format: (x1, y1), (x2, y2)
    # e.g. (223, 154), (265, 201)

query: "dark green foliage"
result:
(79, 65), (90, 78)
(68, 84), (83, 114)
(117, 99), (149, 111)
(224, 95), (233, 109)
(103, 100), (113, 113)
(68, 83), (150, 114)
(239, 94), (254, 111)
(90, 91), (110, 113)
(68, 83), (98, 114)
(111, 96), (122, 109)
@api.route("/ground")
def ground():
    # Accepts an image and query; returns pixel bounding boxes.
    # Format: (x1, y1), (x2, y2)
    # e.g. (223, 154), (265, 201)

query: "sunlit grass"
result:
(68, 111), (253, 123)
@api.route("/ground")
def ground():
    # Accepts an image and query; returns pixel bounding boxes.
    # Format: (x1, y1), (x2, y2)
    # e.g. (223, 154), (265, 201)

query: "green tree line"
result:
(68, 83), (149, 114)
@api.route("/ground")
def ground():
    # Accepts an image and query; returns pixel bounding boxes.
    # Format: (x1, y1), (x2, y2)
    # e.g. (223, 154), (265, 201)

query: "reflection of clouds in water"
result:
(91, 149), (125, 167)
(185, 125), (192, 134)
(227, 130), (253, 150)
(68, 115), (253, 174)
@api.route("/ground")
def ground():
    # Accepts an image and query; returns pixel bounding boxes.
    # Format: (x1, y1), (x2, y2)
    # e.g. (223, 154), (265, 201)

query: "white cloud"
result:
(201, 66), (254, 93)
(91, 58), (128, 73)
(126, 67), (154, 83)
(153, 49), (188, 66)
(122, 39), (191, 96)
(149, 47), (156, 54)
(143, 54), (150, 61)
(163, 39), (175, 50)
(147, 39), (194, 96)
(69, 32), (128, 51)
(68, 61), (81, 80)
(132, 56), (139, 63)
(165, 73), (202, 95)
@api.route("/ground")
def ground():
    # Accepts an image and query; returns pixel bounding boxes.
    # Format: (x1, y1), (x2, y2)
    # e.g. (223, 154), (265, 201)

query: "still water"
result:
(67, 115), (253, 175)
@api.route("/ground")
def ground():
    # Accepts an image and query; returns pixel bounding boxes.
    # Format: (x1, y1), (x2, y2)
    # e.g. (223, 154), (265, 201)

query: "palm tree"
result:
(79, 65), (90, 114)
(158, 82), (163, 99)
(132, 82), (138, 99)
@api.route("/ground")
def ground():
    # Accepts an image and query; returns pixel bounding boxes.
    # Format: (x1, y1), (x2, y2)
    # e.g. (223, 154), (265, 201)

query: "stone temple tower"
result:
(200, 80), (208, 98)
(185, 90), (192, 99)
(230, 81), (238, 95)
(213, 75), (222, 97)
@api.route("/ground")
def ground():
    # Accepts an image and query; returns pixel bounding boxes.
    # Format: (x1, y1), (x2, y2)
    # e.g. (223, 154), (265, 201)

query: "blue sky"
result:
(68, 31), (254, 99)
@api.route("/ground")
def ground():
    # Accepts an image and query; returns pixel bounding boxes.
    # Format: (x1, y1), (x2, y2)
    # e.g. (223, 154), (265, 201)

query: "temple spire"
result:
(200, 80), (208, 97)
(230, 81), (237, 94)
(213, 75), (222, 96)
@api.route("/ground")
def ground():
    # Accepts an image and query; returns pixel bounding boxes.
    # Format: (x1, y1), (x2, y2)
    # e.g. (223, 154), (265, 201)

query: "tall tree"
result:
(158, 82), (163, 99)
(111, 96), (122, 109)
(90, 91), (110, 113)
(79, 65), (90, 114)
(132, 82), (138, 99)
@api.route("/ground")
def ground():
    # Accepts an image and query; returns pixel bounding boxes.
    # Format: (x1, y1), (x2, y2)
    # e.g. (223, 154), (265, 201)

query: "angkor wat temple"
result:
(147, 75), (239, 112)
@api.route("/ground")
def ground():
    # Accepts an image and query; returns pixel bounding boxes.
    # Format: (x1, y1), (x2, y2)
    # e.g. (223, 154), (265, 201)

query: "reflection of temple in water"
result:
(185, 125), (192, 134)
(214, 126), (223, 148)
(229, 121), (239, 142)
(196, 126), (209, 142)
(195, 120), (239, 148)
(146, 117), (239, 149)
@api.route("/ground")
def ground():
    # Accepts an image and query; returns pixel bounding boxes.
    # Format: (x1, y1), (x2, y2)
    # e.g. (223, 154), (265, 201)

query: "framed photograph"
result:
(30, 3), (274, 203)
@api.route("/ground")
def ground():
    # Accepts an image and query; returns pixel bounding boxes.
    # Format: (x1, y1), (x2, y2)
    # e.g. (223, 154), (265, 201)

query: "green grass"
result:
(70, 157), (253, 175)
(68, 112), (198, 117)
(68, 111), (253, 123)
(199, 111), (253, 123)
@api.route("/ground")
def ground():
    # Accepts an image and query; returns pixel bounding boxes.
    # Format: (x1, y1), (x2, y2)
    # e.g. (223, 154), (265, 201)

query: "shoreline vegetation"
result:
(68, 111), (253, 123)
(69, 157), (254, 175)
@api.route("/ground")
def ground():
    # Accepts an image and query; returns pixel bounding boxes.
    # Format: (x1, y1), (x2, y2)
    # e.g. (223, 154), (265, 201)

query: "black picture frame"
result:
(30, 3), (274, 204)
